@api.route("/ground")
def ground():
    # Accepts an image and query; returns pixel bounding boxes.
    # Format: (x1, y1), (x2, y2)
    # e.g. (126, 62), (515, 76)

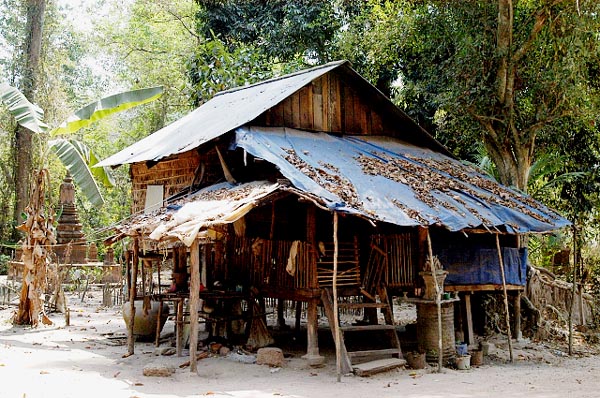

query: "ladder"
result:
(321, 285), (405, 376)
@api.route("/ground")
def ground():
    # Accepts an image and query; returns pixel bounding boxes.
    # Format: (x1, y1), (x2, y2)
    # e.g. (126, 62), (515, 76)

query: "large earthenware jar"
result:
(123, 299), (170, 341)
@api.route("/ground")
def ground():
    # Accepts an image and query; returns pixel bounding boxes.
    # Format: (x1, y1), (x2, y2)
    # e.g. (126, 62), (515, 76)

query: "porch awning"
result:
(233, 126), (570, 234)
(116, 181), (280, 246)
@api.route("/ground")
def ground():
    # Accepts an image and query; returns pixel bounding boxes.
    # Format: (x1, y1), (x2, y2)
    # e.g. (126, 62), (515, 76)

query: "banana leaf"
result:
(49, 139), (105, 207)
(0, 83), (48, 133)
(50, 86), (163, 136)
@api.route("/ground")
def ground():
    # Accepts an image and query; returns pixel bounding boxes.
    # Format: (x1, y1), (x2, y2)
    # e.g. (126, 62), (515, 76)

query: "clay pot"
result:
(405, 351), (426, 369)
(123, 299), (170, 341)
(470, 349), (483, 366)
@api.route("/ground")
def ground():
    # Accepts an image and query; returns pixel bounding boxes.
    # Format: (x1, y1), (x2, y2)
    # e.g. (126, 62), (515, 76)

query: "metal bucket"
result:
(416, 302), (456, 365)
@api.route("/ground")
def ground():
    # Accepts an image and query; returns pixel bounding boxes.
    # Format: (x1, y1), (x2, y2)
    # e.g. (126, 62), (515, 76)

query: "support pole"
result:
(496, 234), (514, 363)
(332, 212), (342, 382)
(569, 224), (578, 356)
(189, 240), (200, 372)
(426, 230), (443, 372)
(127, 238), (139, 356)
(514, 291), (522, 341)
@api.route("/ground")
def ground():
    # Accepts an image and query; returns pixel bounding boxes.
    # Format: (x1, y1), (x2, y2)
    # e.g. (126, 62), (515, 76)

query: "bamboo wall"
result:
(258, 71), (387, 135)
(130, 148), (223, 214)
(372, 233), (418, 290)
(207, 233), (417, 297)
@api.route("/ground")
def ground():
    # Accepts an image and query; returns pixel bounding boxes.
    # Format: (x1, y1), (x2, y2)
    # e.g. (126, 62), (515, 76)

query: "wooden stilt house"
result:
(98, 61), (569, 373)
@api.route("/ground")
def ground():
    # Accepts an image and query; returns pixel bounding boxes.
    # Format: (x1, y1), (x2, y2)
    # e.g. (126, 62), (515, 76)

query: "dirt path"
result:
(1, 289), (598, 398)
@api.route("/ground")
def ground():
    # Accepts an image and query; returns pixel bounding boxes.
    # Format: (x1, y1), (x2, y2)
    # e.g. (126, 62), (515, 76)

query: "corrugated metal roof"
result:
(97, 60), (450, 167)
(234, 127), (570, 233)
(96, 61), (346, 167)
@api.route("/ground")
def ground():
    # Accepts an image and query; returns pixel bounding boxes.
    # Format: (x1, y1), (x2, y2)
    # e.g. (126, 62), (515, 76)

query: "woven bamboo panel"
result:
(371, 233), (417, 289)
(222, 236), (317, 291)
(317, 239), (361, 288)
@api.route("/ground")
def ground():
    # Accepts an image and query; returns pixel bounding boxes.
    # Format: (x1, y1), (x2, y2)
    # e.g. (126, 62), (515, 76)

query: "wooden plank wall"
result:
(262, 72), (384, 135)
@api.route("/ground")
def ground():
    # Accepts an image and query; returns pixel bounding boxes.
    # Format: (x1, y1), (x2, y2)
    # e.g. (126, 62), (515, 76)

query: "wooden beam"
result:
(189, 239), (200, 372)
(127, 239), (139, 355)
(445, 284), (524, 292)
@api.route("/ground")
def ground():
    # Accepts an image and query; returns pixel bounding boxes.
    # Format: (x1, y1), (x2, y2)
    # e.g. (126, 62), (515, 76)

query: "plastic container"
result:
(455, 354), (471, 370)
(456, 342), (468, 356)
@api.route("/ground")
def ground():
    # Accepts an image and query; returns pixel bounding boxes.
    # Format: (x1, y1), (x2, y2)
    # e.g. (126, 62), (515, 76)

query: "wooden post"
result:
(301, 204), (323, 366)
(176, 298), (184, 356)
(569, 224), (577, 356)
(127, 238), (139, 356)
(277, 300), (286, 329)
(464, 293), (475, 346)
(514, 291), (522, 341)
(303, 298), (323, 365)
(496, 234), (514, 362)
(189, 240), (200, 372)
(295, 301), (302, 332)
(426, 230), (443, 372)
(332, 212), (342, 382)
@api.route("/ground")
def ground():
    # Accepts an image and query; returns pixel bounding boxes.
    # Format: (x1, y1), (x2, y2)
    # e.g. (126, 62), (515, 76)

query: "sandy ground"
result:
(1, 284), (599, 398)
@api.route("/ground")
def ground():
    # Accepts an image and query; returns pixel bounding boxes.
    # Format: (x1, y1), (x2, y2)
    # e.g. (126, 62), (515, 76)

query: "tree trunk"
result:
(13, 0), (47, 234)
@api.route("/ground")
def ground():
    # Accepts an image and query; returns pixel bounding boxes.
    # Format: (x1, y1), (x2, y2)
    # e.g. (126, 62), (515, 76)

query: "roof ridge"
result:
(213, 60), (347, 97)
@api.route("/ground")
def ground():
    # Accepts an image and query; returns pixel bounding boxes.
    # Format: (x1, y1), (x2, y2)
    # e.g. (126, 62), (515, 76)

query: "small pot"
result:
(470, 349), (483, 366)
(405, 351), (426, 369)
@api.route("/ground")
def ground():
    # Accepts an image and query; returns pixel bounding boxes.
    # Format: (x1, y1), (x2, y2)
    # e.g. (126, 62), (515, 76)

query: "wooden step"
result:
(352, 358), (407, 377)
(340, 324), (396, 332)
(338, 302), (387, 309)
(347, 348), (401, 359)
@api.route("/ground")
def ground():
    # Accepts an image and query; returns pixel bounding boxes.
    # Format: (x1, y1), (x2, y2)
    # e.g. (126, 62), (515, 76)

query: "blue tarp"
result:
(234, 126), (570, 234)
(439, 247), (528, 286)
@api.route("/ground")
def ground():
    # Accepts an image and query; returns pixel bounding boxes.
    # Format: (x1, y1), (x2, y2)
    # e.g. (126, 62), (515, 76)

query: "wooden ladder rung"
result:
(341, 324), (396, 332)
(337, 302), (387, 309)
(347, 348), (401, 359)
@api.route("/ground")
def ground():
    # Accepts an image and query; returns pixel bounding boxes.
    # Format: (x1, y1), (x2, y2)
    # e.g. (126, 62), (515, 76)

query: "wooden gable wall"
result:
(256, 71), (387, 136)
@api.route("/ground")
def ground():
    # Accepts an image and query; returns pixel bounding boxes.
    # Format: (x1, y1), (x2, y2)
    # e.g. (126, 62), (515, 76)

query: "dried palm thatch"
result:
(13, 169), (57, 326)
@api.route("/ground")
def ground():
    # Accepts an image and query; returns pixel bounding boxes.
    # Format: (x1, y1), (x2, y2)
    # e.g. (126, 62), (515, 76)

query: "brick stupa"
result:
(54, 175), (87, 264)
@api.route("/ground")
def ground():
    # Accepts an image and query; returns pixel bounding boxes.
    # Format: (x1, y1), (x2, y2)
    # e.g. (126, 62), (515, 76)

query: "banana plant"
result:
(1, 84), (163, 207)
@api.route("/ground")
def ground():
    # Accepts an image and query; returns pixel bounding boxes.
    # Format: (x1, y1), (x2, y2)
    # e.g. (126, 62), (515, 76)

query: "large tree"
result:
(335, 1), (600, 192)
(13, 0), (47, 231)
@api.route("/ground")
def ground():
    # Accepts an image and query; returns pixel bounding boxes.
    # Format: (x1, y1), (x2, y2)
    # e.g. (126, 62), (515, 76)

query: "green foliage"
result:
(0, 83), (48, 133)
(0, 253), (9, 275)
(195, 0), (341, 63)
(186, 37), (290, 106)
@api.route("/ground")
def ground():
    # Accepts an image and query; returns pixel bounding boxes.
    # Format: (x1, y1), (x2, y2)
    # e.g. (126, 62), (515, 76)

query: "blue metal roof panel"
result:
(234, 127), (570, 233)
